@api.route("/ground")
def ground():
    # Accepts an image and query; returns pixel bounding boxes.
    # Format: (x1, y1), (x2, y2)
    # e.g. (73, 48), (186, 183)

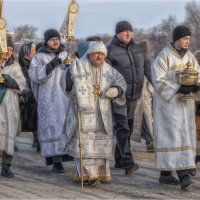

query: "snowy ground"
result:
(0, 132), (199, 199)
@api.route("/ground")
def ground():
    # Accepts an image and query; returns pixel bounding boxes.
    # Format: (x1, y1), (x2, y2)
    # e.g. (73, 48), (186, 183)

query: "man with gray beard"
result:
(60, 41), (127, 186)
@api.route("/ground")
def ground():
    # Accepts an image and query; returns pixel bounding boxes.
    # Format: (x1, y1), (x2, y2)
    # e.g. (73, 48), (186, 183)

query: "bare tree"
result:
(184, 1), (200, 50)
(147, 15), (177, 58)
(14, 24), (38, 42)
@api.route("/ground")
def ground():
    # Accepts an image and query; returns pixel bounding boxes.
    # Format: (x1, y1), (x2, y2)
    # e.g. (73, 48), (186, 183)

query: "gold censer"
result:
(176, 61), (199, 99)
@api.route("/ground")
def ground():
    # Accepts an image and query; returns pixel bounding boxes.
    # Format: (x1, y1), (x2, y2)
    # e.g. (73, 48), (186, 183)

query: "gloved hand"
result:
(4, 74), (19, 89)
(50, 56), (62, 68)
(105, 87), (119, 98)
(177, 85), (193, 95)
(193, 85), (200, 93)
(46, 56), (62, 75)
(65, 64), (70, 68)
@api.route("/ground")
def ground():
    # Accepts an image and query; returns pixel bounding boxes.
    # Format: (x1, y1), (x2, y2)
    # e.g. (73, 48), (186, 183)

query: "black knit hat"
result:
(115, 21), (133, 34)
(44, 29), (61, 43)
(173, 25), (191, 43)
(7, 36), (14, 49)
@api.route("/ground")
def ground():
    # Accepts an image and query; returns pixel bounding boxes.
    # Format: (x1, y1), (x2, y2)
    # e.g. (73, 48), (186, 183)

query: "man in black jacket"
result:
(106, 21), (151, 175)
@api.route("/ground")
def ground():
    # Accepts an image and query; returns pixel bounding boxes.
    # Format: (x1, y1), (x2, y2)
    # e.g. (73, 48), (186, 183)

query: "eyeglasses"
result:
(49, 38), (60, 42)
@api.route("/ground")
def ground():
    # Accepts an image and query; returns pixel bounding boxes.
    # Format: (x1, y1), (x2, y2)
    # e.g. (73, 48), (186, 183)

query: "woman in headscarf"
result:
(18, 42), (40, 151)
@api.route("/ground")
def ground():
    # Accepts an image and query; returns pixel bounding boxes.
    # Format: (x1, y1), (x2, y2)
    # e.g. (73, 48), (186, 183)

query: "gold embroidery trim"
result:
(156, 146), (196, 152)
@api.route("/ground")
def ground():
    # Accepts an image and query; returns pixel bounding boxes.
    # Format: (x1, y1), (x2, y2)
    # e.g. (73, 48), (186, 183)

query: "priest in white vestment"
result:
(151, 25), (200, 190)
(60, 41), (127, 186)
(0, 37), (28, 178)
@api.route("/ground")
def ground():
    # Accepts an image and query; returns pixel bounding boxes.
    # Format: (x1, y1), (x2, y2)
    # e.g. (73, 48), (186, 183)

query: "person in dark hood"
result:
(18, 42), (40, 152)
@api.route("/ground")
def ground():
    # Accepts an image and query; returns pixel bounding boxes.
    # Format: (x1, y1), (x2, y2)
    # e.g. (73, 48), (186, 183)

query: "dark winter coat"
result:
(106, 36), (151, 101)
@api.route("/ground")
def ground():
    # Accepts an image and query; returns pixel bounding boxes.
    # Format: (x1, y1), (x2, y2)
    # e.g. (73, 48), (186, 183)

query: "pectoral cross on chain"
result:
(92, 84), (103, 101)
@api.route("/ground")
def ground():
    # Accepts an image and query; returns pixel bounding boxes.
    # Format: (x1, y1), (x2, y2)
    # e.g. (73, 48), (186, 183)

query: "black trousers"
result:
(112, 101), (137, 169)
(45, 154), (74, 165)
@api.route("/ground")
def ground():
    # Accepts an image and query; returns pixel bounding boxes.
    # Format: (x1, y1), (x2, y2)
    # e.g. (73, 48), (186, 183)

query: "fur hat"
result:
(173, 25), (191, 43)
(44, 29), (61, 43)
(86, 41), (107, 56)
(115, 21), (133, 34)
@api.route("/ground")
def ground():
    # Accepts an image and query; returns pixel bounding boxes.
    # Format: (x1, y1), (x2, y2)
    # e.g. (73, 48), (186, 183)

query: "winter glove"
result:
(46, 56), (62, 75)
(66, 64), (70, 68)
(3, 74), (19, 89)
(50, 56), (62, 67)
(193, 85), (200, 93)
(177, 85), (193, 95)
(105, 87), (119, 98)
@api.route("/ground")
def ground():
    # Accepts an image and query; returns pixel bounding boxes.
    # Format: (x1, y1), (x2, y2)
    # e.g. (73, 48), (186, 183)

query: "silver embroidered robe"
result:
(29, 51), (72, 157)
(59, 56), (127, 159)
(151, 44), (200, 170)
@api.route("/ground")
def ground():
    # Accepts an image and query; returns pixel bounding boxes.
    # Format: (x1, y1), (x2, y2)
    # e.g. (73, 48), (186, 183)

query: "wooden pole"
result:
(78, 111), (83, 189)
(0, 0), (3, 18)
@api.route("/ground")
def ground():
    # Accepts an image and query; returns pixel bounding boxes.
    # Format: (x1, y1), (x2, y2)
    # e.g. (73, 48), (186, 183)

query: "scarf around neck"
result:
(38, 43), (65, 55)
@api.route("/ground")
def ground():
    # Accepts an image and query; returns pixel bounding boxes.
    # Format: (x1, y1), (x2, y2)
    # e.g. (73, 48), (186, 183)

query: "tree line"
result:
(12, 1), (200, 60)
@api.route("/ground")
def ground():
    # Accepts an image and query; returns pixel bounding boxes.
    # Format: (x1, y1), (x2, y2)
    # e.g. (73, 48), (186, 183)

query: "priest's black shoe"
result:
(86, 179), (100, 187)
(159, 175), (179, 185)
(1, 164), (14, 178)
(189, 168), (196, 176)
(180, 177), (193, 190)
(125, 163), (139, 175)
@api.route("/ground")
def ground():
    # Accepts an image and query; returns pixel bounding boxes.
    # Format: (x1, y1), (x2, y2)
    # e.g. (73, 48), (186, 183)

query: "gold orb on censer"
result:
(176, 61), (199, 99)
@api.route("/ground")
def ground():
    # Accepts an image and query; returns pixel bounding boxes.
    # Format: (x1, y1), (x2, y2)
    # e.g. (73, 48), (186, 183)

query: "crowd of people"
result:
(0, 21), (200, 190)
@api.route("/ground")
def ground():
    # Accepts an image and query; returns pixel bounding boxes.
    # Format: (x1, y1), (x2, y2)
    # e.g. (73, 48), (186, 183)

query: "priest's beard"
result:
(90, 60), (104, 68)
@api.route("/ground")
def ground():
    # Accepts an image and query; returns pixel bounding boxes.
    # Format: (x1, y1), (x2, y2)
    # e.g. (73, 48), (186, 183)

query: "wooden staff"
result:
(78, 111), (83, 189)
(63, 0), (82, 189)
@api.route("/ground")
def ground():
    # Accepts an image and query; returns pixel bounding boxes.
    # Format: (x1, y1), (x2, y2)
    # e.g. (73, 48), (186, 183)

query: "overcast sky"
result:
(2, 0), (195, 38)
